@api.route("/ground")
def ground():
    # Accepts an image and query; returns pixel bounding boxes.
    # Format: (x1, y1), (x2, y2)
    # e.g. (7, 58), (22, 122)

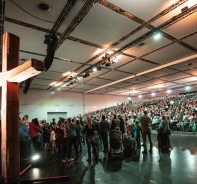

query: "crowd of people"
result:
(19, 92), (197, 163)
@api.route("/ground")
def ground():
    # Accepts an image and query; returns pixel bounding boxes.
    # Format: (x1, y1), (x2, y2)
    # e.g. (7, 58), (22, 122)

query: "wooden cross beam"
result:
(1, 33), (43, 183)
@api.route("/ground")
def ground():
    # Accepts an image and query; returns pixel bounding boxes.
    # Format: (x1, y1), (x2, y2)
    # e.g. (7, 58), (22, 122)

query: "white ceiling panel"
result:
(182, 34), (197, 50)
(27, 85), (49, 90)
(99, 70), (131, 80)
(50, 59), (82, 73)
(56, 39), (99, 63)
(160, 72), (191, 82)
(110, 82), (131, 89)
(68, 88), (87, 93)
(163, 12), (197, 39)
(145, 68), (177, 78)
(124, 35), (172, 58)
(5, 0), (64, 29)
(70, 4), (140, 46)
(31, 78), (54, 86)
(170, 58), (197, 71)
(85, 78), (113, 86)
(117, 59), (157, 74)
(75, 84), (99, 90)
(124, 75), (151, 84)
(116, 28), (150, 48)
(37, 71), (63, 80)
(4, 22), (46, 54)
(173, 76), (197, 84)
(108, 0), (176, 21)
(143, 43), (195, 65)
(152, 1), (197, 27)
(184, 67), (197, 76)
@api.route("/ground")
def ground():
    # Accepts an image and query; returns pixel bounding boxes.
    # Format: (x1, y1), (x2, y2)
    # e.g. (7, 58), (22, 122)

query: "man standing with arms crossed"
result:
(140, 111), (153, 154)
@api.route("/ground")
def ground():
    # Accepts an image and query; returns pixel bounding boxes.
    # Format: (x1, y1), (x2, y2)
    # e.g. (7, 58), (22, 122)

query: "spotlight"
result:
(116, 53), (121, 59)
(101, 53), (111, 66)
(112, 58), (118, 64)
(151, 92), (155, 96)
(32, 154), (40, 161)
(154, 32), (161, 40)
(138, 95), (142, 98)
(166, 89), (171, 94)
(92, 66), (97, 72)
(185, 86), (191, 90)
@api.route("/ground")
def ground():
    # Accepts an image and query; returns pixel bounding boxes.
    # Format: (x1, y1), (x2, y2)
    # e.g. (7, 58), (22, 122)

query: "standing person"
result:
(84, 117), (99, 163)
(75, 119), (83, 154)
(19, 117), (29, 159)
(59, 122), (68, 162)
(23, 115), (29, 129)
(29, 118), (40, 152)
(100, 115), (109, 153)
(50, 126), (56, 154)
(157, 116), (171, 151)
(66, 118), (78, 161)
(118, 115), (125, 137)
(111, 114), (120, 130)
(140, 111), (153, 154)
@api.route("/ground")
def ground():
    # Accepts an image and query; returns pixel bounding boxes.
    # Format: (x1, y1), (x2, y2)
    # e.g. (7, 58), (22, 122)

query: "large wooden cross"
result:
(0, 33), (43, 183)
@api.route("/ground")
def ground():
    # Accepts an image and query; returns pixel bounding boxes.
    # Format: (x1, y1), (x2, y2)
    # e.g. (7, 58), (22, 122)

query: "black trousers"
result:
(67, 136), (78, 159)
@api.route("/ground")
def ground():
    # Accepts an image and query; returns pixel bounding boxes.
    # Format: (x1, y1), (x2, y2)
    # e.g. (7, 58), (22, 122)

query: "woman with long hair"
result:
(84, 116), (98, 162)
(75, 119), (82, 153)
(157, 115), (171, 151)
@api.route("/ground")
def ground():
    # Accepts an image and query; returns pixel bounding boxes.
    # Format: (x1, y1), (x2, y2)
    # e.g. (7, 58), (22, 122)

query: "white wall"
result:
(16, 88), (140, 122)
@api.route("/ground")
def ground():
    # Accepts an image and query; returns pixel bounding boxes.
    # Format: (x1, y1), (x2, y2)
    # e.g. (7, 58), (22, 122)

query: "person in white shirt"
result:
(127, 115), (133, 126)
(50, 126), (56, 154)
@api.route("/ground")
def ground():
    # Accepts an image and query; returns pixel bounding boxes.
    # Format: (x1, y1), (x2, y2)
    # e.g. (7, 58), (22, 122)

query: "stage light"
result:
(116, 53), (121, 59)
(92, 66), (97, 72)
(166, 89), (171, 94)
(138, 95), (142, 98)
(151, 92), (155, 96)
(32, 154), (40, 161)
(185, 86), (191, 90)
(112, 58), (118, 64)
(154, 32), (161, 40)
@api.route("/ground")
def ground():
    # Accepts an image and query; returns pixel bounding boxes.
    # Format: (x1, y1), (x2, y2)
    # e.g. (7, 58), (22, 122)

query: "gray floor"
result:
(21, 133), (197, 184)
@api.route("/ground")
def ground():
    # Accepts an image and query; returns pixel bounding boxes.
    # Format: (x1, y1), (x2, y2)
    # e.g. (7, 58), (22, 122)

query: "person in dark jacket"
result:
(100, 115), (109, 153)
(84, 116), (98, 162)
(140, 111), (152, 154)
(111, 114), (120, 130)
(66, 118), (78, 162)
(118, 115), (125, 136)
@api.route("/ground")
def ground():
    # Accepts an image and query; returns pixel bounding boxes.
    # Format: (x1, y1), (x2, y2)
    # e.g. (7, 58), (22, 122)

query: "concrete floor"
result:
(20, 133), (197, 184)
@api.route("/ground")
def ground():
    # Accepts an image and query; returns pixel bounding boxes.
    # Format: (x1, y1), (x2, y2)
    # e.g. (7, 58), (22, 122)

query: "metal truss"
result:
(50, 0), (77, 34)
(57, 0), (97, 49)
